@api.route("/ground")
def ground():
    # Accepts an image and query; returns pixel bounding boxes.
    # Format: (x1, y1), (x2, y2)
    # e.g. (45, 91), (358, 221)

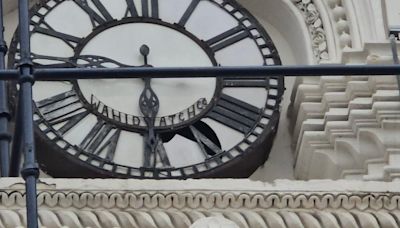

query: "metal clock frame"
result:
(0, 0), (398, 227)
(7, 0), (286, 179)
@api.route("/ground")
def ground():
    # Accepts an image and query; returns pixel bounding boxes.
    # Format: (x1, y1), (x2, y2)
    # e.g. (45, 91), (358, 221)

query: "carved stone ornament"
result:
(291, 0), (351, 62)
(0, 179), (400, 227)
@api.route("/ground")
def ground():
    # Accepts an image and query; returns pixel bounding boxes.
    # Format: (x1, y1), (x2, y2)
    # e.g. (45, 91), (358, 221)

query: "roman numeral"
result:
(143, 134), (170, 167)
(36, 90), (89, 135)
(125, 0), (138, 17)
(75, 0), (114, 27)
(31, 22), (82, 48)
(207, 94), (261, 134)
(223, 77), (269, 88)
(79, 119), (121, 161)
(190, 125), (223, 157)
(142, 0), (159, 18)
(206, 25), (249, 52)
(124, 0), (158, 18)
(178, 0), (200, 26)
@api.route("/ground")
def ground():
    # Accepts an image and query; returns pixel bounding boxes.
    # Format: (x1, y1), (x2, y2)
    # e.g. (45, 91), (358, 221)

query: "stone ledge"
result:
(0, 178), (399, 210)
(1, 178), (400, 192)
(0, 179), (399, 227)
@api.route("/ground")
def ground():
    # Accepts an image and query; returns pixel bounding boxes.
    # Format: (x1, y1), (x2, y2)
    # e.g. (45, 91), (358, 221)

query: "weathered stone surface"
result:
(294, 99), (400, 180)
(0, 179), (399, 227)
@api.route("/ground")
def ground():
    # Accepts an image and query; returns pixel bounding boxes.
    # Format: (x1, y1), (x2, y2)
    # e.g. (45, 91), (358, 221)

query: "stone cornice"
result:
(1, 208), (399, 228)
(2, 178), (400, 192)
(0, 179), (399, 227)
(1, 179), (400, 211)
(6, 191), (399, 211)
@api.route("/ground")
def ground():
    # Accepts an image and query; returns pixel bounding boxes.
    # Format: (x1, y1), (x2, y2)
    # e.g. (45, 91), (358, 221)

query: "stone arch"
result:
(238, 0), (315, 65)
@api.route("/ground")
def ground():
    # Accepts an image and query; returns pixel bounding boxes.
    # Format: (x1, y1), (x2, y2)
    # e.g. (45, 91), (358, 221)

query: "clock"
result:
(8, 0), (284, 179)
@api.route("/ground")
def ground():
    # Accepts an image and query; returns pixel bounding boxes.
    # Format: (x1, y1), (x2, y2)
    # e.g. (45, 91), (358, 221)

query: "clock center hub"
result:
(75, 21), (217, 128)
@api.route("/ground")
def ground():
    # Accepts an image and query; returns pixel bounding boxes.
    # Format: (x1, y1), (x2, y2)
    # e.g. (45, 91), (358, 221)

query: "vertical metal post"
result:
(0, 0), (10, 177)
(390, 35), (400, 96)
(10, 97), (23, 177)
(17, 0), (39, 227)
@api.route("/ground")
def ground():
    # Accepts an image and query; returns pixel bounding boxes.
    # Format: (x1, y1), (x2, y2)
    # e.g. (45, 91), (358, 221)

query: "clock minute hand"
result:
(138, 45), (170, 168)
(74, 55), (132, 68)
(30, 53), (133, 68)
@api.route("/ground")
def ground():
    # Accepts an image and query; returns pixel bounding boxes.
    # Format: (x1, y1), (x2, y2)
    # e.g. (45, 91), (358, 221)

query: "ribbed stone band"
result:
(0, 178), (399, 227)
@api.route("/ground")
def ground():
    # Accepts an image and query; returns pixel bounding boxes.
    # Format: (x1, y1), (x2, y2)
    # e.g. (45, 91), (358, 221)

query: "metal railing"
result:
(0, 0), (399, 227)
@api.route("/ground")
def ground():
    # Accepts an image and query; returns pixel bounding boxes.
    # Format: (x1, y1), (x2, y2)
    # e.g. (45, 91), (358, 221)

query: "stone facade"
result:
(288, 0), (400, 181)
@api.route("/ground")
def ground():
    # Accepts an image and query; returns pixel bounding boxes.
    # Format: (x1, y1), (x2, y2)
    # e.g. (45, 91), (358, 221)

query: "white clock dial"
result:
(9, 0), (284, 179)
(77, 22), (216, 117)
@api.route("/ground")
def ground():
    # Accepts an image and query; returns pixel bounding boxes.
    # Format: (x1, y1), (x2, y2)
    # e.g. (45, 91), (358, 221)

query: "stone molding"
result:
(2, 191), (400, 211)
(2, 209), (400, 228)
(0, 179), (399, 227)
(291, 0), (352, 62)
(291, 0), (329, 61)
(1, 179), (400, 209)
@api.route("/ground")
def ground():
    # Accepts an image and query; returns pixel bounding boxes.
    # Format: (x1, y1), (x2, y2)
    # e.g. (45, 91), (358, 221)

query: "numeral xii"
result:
(125, 0), (159, 18)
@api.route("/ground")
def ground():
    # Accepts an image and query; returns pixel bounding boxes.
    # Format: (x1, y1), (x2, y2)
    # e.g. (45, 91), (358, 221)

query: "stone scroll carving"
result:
(291, 0), (352, 62)
(1, 191), (400, 211)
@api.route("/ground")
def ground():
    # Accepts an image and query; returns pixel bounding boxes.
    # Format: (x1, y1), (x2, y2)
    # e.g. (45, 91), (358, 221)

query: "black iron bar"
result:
(0, 0), (10, 177)
(33, 65), (400, 80)
(9, 95), (22, 177)
(17, 0), (39, 227)
(0, 64), (399, 81)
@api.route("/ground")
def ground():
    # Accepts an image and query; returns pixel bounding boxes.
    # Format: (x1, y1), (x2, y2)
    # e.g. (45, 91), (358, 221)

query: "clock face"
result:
(8, 0), (284, 179)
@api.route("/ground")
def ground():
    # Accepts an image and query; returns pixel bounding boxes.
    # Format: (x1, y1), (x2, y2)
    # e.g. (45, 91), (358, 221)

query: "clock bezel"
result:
(7, 0), (285, 179)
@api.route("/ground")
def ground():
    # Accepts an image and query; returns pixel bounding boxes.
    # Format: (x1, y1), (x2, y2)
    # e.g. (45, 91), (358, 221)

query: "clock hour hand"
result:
(138, 45), (170, 168)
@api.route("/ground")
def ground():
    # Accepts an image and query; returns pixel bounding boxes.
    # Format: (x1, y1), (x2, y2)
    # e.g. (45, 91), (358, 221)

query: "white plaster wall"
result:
(385, 0), (400, 29)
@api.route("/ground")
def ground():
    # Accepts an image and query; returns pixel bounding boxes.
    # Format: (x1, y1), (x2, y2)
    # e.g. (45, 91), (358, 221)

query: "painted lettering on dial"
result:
(91, 96), (209, 128)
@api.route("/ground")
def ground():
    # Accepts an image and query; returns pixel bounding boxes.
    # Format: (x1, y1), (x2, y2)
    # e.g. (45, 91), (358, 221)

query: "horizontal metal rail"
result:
(0, 65), (400, 80)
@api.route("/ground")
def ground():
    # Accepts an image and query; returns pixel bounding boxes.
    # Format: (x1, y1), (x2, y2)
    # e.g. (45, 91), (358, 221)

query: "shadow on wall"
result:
(238, 0), (314, 65)
(236, 0), (315, 181)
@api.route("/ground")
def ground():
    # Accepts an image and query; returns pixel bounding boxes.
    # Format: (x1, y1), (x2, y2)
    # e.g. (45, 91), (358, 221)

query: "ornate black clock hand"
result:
(29, 53), (132, 68)
(138, 45), (170, 168)
(74, 55), (131, 68)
